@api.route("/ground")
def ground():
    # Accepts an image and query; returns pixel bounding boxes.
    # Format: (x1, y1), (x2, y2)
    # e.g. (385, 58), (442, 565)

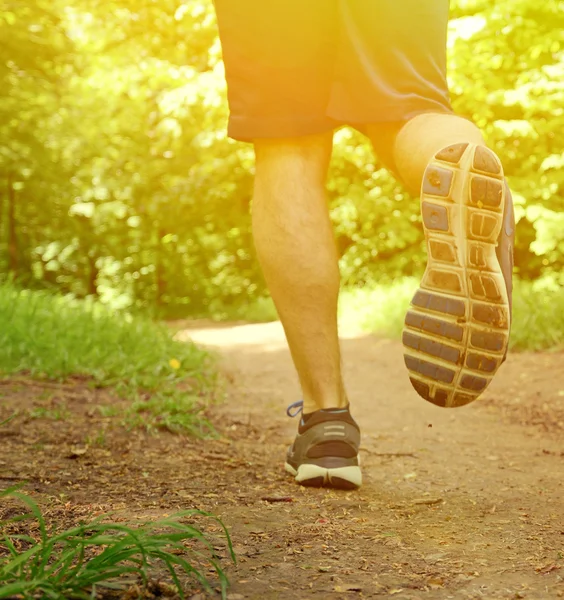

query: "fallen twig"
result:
(261, 496), (294, 503)
(360, 449), (417, 458)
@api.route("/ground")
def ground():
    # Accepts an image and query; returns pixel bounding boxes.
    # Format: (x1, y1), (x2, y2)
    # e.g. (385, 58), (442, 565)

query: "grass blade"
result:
(0, 490), (235, 599)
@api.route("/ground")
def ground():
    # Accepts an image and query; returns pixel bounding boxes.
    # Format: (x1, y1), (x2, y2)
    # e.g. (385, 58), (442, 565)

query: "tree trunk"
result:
(155, 228), (166, 306)
(7, 173), (17, 277)
(87, 254), (99, 296)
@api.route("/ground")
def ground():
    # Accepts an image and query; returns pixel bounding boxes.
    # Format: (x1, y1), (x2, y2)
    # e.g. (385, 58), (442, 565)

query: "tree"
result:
(1, 0), (562, 315)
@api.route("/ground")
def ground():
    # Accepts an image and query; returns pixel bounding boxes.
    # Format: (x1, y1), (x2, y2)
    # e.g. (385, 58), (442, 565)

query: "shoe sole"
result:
(404, 143), (511, 408)
(284, 462), (362, 490)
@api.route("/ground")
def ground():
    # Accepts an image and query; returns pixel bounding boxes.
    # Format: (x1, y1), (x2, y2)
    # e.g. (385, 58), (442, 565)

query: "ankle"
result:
(302, 391), (348, 415)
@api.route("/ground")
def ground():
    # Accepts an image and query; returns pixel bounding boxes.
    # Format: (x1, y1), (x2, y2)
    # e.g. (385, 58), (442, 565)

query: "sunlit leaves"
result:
(0, 0), (562, 312)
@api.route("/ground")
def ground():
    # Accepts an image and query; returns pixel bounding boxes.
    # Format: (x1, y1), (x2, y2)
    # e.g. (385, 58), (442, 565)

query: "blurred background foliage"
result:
(1, 0), (563, 318)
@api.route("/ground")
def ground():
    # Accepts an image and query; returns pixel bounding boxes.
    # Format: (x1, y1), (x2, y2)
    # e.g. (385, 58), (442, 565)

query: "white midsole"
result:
(285, 462), (362, 488)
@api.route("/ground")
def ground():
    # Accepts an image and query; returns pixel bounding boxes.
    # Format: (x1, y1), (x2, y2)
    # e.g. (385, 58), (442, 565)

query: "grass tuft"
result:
(0, 486), (235, 600)
(0, 282), (216, 435)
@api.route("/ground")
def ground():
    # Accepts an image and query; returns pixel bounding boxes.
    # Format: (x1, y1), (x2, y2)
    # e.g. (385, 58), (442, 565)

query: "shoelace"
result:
(286, 399), (303, 418)
(287, 400), (351, 418)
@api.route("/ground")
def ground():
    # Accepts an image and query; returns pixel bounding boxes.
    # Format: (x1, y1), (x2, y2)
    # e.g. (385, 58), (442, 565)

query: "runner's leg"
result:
(214, 1), (347, 414)
(253, 133), (348, 414)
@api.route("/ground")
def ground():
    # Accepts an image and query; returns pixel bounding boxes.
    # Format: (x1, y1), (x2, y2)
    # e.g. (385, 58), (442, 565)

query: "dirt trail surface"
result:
(1, 322), (563, 599)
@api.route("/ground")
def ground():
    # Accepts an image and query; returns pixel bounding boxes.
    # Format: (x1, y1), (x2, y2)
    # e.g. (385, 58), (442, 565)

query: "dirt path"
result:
(1, 322), (563, 599)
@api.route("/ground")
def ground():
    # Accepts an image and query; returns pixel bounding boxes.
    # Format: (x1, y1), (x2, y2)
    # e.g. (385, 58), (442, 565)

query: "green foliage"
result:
(0, 281), (216, 434)
(448, 0), (564, 279)
(0, 0), (260, 314)
(0, 486), (235, 599)
(210, 295), (278, 323)
(0, 0), (562, 312)
(509, 277), (564, 351)
(330, 131), (425, 286)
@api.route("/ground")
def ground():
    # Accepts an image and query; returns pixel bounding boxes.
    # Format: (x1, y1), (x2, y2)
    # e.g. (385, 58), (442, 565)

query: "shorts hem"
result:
(329, 101), (454, 126)
(227, 102), (453, 142)
(227, 115), (342, 142)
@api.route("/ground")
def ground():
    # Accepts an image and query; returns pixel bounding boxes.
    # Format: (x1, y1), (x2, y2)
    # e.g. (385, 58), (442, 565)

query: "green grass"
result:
(337, 276), (564, 351)
(27, 405), (71, 421)
(509, 277), (564, 351)
(0, 282), (216, 435)
(0, 486), (235, 599)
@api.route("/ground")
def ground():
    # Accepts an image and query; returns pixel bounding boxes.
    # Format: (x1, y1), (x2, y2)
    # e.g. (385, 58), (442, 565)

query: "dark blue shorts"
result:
(214, 0), (453, 142)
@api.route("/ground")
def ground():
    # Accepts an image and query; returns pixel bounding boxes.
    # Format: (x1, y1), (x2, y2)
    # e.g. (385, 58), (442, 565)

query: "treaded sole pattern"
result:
(284, 462), (362, 490)
(404, 143), (511, 408)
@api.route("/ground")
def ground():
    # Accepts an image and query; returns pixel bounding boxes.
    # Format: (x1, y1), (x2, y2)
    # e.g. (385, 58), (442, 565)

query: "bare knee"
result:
(254, 132), (333, 193)
(367, 113), (488, 194)
(395, 113), (485, 150)
(393, 113), (486, 193)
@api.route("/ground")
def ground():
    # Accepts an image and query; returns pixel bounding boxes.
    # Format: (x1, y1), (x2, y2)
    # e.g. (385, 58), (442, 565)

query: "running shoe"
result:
(403, 143), (514, 408)
(285, 400), (362, 489)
